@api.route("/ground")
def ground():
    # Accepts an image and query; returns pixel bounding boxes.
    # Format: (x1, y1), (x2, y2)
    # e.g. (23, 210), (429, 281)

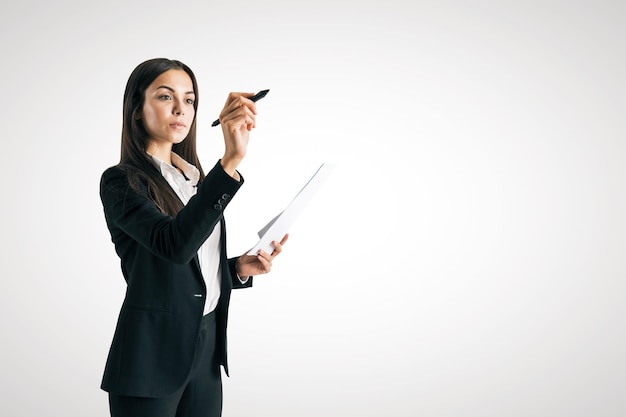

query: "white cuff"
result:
(236, 272), (250, 284)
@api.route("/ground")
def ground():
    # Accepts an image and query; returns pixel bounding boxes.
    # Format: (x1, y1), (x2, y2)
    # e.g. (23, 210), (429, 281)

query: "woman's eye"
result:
(186, 99), (195, 105)
(159, 94), (171, 100)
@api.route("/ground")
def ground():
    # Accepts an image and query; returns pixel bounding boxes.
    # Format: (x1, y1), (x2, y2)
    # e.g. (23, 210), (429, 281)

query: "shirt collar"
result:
(148, 152), (200, 186)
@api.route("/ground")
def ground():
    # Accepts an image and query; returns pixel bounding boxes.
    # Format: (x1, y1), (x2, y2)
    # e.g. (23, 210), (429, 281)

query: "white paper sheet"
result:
(247, 163), (335, 255)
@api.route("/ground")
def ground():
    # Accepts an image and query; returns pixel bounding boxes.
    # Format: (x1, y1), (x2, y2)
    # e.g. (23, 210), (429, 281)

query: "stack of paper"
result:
(247, 163), (335, 255)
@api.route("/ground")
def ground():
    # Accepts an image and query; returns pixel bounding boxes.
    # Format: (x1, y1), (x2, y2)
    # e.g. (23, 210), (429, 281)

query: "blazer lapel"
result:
(219, 218), (233, 291)
(191, 217), (227, 291)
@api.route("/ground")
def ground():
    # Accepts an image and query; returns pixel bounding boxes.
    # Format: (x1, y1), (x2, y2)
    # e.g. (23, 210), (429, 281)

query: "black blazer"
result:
(99, 160), (252, 398)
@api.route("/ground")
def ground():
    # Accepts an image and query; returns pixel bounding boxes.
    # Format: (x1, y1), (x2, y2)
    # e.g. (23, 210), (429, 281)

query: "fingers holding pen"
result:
(219, 92), (259, 174)
(223, 91), (257, 109)
(219, 93), (258, 131)
(221, 110), (256, 131)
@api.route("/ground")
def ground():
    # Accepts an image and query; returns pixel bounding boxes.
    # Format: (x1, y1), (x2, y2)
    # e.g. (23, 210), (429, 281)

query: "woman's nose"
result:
(172, 100), (184, 116)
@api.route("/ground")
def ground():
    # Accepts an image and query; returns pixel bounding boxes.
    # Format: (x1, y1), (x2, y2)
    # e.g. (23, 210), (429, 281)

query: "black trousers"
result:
(109, 311), (222, 417)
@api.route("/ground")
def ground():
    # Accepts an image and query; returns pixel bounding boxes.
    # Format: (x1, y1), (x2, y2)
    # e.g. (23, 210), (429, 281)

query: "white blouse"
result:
(149, 152), (221, 315)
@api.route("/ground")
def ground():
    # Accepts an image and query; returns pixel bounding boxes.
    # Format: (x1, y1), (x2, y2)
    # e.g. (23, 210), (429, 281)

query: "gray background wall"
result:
(1, 1), (624, 416)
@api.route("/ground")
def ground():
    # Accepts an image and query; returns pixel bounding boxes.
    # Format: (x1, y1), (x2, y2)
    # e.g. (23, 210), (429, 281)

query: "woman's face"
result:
(141, 69), (196, 150)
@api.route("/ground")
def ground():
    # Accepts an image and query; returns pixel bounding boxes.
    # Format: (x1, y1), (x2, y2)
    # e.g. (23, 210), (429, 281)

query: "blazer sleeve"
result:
(100, 160), (243, 265)
(228, 257), (253, 289)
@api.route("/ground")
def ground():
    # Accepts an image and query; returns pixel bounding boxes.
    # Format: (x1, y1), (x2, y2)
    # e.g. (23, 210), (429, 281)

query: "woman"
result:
(99, 58), (287, 417)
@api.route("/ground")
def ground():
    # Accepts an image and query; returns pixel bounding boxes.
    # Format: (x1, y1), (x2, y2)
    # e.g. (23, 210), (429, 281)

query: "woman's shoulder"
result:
(103, 160), (152, 177)
(101, 163), (133, 183)
(100, 163), (148, 193)
(102, 163), (125, 175)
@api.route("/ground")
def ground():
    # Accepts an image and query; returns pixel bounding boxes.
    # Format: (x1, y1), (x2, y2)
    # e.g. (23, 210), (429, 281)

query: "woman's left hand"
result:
(236, 234), (289, 277)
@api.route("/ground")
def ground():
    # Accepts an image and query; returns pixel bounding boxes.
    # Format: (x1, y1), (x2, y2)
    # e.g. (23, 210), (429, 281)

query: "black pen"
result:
(211, 89), (270, 127)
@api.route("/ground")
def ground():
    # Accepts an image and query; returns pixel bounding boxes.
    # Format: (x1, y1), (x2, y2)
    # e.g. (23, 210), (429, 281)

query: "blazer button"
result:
(214, 203), (223, 210)
(222, 193), (231, 201)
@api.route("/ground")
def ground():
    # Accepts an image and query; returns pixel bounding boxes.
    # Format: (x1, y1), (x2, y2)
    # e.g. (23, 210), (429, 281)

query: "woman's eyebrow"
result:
(156, 85), (195, 95)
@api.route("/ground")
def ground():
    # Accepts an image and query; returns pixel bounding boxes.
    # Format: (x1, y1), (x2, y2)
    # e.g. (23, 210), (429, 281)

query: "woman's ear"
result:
(133, 109), (142, 120)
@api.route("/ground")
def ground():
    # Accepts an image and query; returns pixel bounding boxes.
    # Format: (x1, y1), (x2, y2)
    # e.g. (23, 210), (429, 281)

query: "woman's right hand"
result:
(218, 92), (257, 178)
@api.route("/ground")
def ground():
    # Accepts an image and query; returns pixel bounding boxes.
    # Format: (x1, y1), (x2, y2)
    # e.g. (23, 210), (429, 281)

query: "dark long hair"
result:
(119, 58), (205, 216)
